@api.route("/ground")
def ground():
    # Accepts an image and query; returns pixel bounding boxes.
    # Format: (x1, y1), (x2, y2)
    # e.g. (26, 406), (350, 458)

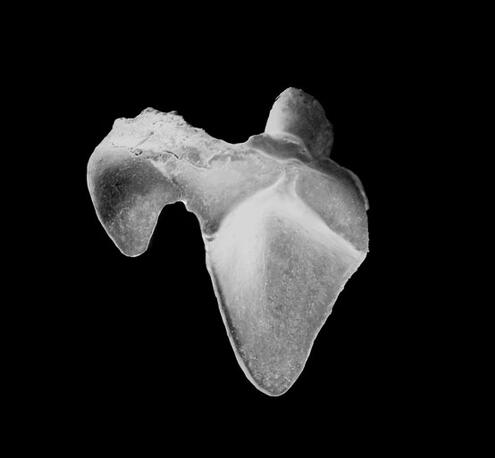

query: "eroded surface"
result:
(87, 87), (369, 396)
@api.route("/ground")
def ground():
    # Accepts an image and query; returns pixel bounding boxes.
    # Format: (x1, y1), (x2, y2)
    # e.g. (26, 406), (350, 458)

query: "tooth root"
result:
(86, 88), (369, 395)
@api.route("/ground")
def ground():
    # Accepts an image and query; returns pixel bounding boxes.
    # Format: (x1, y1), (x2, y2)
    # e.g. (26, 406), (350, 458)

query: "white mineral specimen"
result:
(87, 88), (369, 396)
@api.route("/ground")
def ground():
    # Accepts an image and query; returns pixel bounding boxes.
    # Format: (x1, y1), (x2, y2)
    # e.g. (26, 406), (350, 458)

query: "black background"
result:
(19, 13), (449, 447)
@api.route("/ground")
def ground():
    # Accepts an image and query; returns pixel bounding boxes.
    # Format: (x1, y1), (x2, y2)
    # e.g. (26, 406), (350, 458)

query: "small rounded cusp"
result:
(87, 150), (182, 256)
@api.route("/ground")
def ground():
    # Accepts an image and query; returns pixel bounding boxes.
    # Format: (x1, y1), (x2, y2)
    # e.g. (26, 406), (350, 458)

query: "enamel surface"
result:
(87, 88), (369, 396)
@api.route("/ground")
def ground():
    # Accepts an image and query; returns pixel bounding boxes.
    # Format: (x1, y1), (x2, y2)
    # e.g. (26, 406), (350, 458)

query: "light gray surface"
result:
(87, 88), (369, 396)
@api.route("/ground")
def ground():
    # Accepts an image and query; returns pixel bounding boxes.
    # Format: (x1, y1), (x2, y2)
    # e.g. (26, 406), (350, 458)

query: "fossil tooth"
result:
(87, 88), (369, 396)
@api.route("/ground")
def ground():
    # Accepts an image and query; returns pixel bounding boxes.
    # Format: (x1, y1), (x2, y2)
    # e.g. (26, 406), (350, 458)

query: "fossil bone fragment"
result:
(87, 88), (369, 396)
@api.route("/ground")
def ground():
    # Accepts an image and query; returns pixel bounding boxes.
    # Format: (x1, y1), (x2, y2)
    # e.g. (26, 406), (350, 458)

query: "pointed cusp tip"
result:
(116, 242), (148, 258)
(265, 88), (334, 159)
(254, 380), (294, 397)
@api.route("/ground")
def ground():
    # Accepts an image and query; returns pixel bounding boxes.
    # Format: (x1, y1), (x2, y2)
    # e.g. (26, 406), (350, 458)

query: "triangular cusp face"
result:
(87, 88), (369, 396)
(205, 177), (366, 395)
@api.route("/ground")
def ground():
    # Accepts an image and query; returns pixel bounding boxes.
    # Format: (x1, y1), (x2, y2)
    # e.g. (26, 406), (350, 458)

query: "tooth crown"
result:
(87, 88), (369, 396)
(265, 87), (334, 159)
